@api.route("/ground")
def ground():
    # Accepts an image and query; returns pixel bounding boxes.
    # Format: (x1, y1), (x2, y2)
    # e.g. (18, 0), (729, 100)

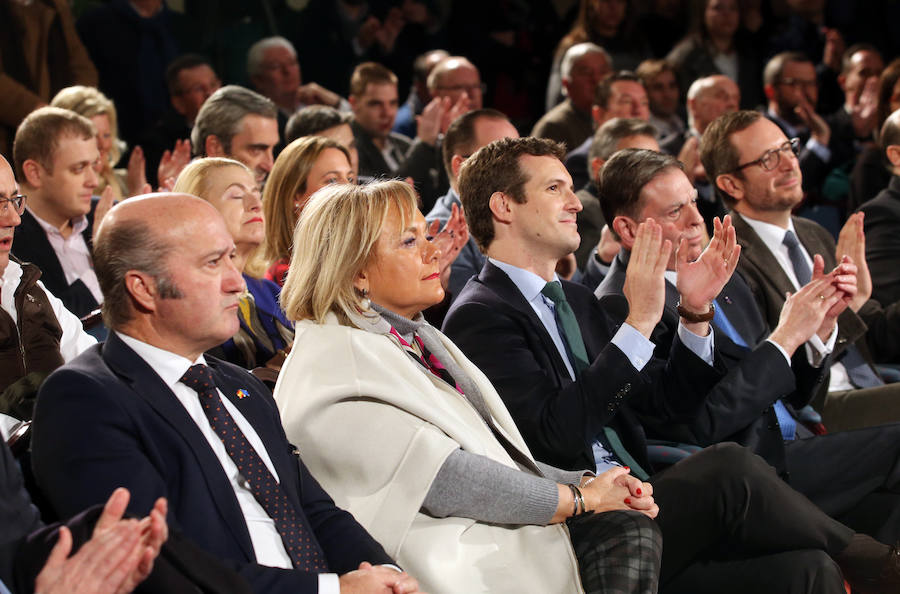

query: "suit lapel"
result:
(478, 262), (574, 385)
(101, 335), (256, 560)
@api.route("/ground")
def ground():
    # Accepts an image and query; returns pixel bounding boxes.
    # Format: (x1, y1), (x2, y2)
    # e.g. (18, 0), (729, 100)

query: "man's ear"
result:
(590, 157), (604, 184)
(611, 215), (637, 249)
(451, 154), (466, 181)
(205, 135), (225, 158)
(124, 271), (159, 314)
(591, 105), (606, 126)
(488, 191), (514, 224)
(763, 83), (776, 103)
(837, 73), (847, 93)
(21, 159), (43, 189)
(716, 173), (743, 203)
(886, 144), (900, 169)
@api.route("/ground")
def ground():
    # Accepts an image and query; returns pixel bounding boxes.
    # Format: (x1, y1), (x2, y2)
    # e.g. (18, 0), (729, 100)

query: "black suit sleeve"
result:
(0, 440), (43, 590)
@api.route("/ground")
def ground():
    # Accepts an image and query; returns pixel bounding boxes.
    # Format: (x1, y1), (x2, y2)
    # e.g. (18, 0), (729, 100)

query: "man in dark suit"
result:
(596, 148), (900, 545)
(702, 109), (900, 432)
(564, 71), (650, 192)
(349, 62), (444, 209)
(762, 52), (834, 212)
(442, 135), (900, 593)
(10, 108), (104, 319)
(31, 194), (421, 594)
(860, 109), (900, 306)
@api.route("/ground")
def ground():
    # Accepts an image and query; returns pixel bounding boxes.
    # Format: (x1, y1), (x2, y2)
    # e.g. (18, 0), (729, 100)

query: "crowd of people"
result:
(6, 0), (900, 593)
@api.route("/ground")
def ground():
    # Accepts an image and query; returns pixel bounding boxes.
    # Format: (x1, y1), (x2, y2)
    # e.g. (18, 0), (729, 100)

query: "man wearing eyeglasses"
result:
(762, 52), (835, 216)
(702, 109), (900, 433)
(0, 153), (94, 425)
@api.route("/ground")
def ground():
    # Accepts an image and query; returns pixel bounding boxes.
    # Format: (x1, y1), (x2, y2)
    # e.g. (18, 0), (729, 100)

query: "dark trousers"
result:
(651, 443), (853, 594)
(568, 510), (663, 594)
(787, 421), (900, 545)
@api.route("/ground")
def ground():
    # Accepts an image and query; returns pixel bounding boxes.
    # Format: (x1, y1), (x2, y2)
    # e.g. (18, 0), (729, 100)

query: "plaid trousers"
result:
(568, 509), (663, 594)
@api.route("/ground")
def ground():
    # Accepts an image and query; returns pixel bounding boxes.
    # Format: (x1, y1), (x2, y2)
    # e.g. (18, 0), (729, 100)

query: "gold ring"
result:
(818, 294), (825, 300)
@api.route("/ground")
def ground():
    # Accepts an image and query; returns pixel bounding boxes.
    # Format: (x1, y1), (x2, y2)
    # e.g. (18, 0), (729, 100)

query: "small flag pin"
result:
(236, 389), (250, 399)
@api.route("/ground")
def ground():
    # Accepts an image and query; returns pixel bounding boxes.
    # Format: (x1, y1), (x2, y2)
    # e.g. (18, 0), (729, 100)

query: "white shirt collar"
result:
(27, 206), (88, 237)
(116, 331), (206, 389)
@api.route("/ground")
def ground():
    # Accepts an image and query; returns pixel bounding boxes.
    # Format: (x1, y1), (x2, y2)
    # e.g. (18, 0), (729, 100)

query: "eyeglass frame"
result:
(731, 138), (800, 173)
(0, 193), (26, 215)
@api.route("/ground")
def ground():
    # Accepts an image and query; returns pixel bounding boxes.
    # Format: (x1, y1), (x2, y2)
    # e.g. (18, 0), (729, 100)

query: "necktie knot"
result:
(180, 364), (216, 397)
(541, 281), (567, 305)
(782, 230), (800, 250)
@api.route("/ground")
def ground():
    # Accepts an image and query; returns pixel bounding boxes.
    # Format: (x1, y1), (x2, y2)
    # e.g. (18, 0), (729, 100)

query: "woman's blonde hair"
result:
(262, 136), (350, 265)
(280, 180), (418, 325)
(173, 157), (268, 278)
(50, 85), (122, 165)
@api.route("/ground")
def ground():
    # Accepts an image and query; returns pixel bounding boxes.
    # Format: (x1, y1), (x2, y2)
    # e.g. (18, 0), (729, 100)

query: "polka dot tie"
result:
(180, 364), (327, 571)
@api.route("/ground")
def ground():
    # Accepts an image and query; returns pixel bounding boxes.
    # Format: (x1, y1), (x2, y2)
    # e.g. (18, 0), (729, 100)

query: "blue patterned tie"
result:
(180, 364), (327, 571)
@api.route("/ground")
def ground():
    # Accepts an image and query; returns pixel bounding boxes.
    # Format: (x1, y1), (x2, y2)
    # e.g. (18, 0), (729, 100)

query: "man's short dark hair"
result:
(442, 108), (510, 180)
(458, 137), (565, 252)
(191, 85), (277, 156)
(763, 51), (812, 87)
(588, 117), (657, 163)
(841, 43), (881, 76)
(13, 106), (95, 181)
(599, 149), (682, 240)
(594, 71), (643, 109)
(285, 105), (352, 144)
(166, 54), (213, 96)
(699, 110), (763, 207)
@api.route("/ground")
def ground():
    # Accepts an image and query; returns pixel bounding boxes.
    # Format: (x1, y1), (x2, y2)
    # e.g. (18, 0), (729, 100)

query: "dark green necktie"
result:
(541, 281), (591, 373)
(540, 281), (649, 480)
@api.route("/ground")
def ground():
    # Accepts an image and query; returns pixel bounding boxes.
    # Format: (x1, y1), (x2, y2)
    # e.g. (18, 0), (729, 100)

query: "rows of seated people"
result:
(7, 1), (900, 592)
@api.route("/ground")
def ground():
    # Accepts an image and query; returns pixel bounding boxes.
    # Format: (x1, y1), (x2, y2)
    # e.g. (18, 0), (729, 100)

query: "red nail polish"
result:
(636, 488), (642, 495)
(625, 497), (632, 505)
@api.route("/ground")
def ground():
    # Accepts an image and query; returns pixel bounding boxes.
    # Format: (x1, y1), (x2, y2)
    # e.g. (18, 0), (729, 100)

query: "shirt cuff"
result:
(318, 573), (340, 594)
(765, 338), (793, 366)
(806, 137), (832, 163)
(804, 324), (836, 367)
(677, 320), (715, 365)
(611, 323), (655, 371)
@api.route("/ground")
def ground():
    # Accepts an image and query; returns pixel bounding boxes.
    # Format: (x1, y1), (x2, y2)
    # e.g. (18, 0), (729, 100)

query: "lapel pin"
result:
(236, 388), (250, 399)
(723, 295), (733, 305)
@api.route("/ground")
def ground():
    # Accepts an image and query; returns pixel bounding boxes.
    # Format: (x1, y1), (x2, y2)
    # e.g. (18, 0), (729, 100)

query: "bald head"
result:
(428, 57), (483, 110)
(687, 75), (740, 134)
(0, 155), (21, 275)
(94, 193), (242, 363)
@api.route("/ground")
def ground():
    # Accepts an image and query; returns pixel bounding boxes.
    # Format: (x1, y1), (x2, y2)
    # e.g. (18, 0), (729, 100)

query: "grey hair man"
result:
(191, 85), (279, 187)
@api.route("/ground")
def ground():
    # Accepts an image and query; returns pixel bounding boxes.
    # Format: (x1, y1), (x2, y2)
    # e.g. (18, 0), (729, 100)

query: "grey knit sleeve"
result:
(535, 460), (593, 486)
(421, 448), (562, 525)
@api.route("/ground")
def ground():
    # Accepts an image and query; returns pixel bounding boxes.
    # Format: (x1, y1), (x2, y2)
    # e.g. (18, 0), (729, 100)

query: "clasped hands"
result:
(623, 216), (740, 338)
(579, 467), (657, 519)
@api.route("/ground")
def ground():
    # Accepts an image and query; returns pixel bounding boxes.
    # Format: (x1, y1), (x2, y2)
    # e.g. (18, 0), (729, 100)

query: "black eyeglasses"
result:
(0, 194), (26, 215)
(732, 138), (800, 173)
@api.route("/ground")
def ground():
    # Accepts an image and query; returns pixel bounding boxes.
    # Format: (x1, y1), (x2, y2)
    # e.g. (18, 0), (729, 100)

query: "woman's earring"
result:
(360, 288), (371, 310)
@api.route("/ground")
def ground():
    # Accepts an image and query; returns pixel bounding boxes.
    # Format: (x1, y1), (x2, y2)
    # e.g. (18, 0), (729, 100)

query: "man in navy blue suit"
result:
(31, 193), (421, 594)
